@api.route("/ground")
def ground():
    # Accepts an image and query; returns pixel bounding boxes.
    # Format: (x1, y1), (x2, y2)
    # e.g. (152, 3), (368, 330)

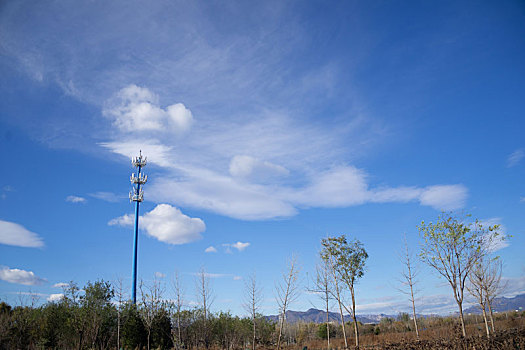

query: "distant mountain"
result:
(267, 294), (525, 324)
(265, 308), (395, 325)
(464, 293), (525, 314)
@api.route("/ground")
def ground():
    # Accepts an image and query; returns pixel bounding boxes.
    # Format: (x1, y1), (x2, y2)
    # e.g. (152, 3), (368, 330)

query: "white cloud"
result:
(0, 266), (46, 286)
(520, 196), (525, 203)
(47, 293), (64, 302)
(104, 85), (193, 133)
(507, 149), (524, 167)
(229, 155), (289, 182)
(233, 276), (242, 281)
(477, 218), (509, 252)
(191, 272), (227, 279)
(205, 246), (217, 253)
(0, 220), (44, 248)
(89, 191), (125, 203)
(418, 185), (467, 211)
(53, 282), (69, 288)
(109, 204), (205, 245)
(66, 195), (86, 203)
(154, 272), (166, 278)
(230, 242), (250, 251)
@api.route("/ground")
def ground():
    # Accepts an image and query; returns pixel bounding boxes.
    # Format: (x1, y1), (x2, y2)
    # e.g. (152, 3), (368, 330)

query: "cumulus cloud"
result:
(48, 293), (64, 302)
(0, 266), (46, 285)
(0, 220), (44, 248)
(205, 246), (217, 253)
(104, 85), (193, 133)
(66, 195), (86, 203)
(230, 242), (250, 251)
(507, 149), (524, 167)
(109, 204), (205, 245)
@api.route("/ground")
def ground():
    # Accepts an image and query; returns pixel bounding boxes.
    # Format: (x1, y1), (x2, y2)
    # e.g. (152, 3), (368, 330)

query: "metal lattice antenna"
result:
(129, 150), (147, 304)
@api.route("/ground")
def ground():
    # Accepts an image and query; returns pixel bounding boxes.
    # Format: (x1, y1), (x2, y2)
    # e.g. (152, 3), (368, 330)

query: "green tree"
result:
(321, 235), (368, 349)
(418, 212), (500, 337)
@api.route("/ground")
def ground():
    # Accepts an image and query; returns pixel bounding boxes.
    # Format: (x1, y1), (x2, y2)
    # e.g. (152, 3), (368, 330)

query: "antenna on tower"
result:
(130, 150), (147, 304)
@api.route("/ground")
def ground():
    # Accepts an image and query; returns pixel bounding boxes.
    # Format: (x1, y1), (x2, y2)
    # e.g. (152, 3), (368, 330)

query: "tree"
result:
(418, 212), (500, 337)
(170, 270), (185, 350)
(243, 272), (263, 350)
(275, 254), (300, 350)
(195, 266), (214, 348)
(321, 248), (349, 349)
(139, 278), (165, 350)
(483, 257), (504, 333)
(321, 235), (368, 348)
(467, 258), (492, 337)
(398, 234), (420, 339)
(113, 277), (127, 350)
(308, 259), (333, 350)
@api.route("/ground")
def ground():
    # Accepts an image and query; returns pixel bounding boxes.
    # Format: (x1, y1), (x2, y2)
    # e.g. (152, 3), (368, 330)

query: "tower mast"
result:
(129, 150), (147, 304)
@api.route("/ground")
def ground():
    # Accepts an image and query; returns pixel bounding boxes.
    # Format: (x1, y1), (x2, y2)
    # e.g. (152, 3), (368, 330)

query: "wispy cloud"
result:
(53, 282), (69, 288)
(0, 266), (46, 286)
(507, 149), (524, 167)
(89, 192), (125, 203)
(109, 204), (205, 245)
(66, 195), (86, 203)
(0, 220), (44, 248)
(1, 2), (469, 221)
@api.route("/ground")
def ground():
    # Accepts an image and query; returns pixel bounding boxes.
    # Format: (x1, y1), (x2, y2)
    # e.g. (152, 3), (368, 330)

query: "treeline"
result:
(0, 279), (276, 350)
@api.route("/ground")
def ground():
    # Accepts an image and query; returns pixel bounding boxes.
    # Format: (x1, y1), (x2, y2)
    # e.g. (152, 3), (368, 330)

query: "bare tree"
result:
(170, 270), (185, 350)
(139, 277), (165, 350)
(243, 272), (263, 350)
(419, 213), (500, 337)
(307, 259), (333, 350)
(467, 260), (491, 337)
(484, 258), (505, 333)
(398, 234), (420, 339)
(195, 266), (214, 348)
(275, 254), (301, 350)
(323, 251), (349, 350)
(113, 277), (127, 350)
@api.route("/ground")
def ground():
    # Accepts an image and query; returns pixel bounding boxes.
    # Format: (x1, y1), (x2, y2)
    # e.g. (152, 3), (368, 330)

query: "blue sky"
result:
(0, 0), (524, 315)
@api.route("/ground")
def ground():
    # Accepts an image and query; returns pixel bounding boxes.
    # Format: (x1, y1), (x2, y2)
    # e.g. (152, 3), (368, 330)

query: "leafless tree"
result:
(307, 259), (333, 350)
(243, 272), (263, 350)
(467, 260), (491, 337)
(113, 277), (127, 350)
(484, 258), (505, 333)
(275, 254), (301, 350)
(139, 277), (165, 350)
(171, 270), (185, 350)
(195, 266), (214, 348)
(398, 234), (420, 339)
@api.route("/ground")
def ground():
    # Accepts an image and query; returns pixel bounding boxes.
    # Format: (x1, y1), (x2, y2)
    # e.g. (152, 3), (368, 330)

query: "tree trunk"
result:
(337, 298), (348, 350)
(326, 296), (330, 350)
(480, 303), (490, 338)
(457, 301), (466, 337)
(351, 288), (359, 348)
(252, 316), (256, 350)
